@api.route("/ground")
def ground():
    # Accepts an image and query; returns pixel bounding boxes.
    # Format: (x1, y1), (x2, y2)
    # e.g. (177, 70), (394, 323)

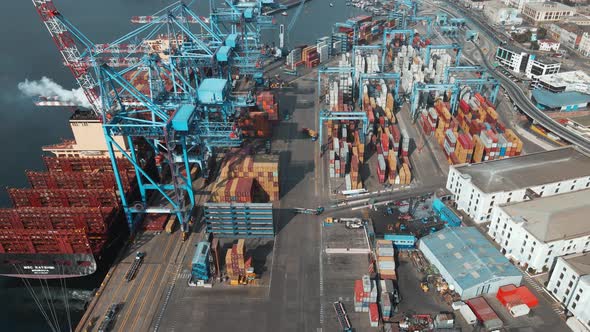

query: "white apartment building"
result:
(507, 0), (546, 11)
(547, 253), (590, 329)
(580, 33), (590, 57)
(524, 54), (561, 81)
(495, 46), (528, 72)
(446, 147), (590, 223)
(489, 189), (590, 273)
(538, 39), (560, 52)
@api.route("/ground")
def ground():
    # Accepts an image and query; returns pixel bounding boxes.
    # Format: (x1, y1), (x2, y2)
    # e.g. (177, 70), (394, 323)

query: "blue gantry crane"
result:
(357, 72), (401, 107)
(33, 0), (272, 238)
(423, 43), (463, 66)
(410, 83), (460, 119)
(443, 65), (486, 84)
(408, 16), (433, 37)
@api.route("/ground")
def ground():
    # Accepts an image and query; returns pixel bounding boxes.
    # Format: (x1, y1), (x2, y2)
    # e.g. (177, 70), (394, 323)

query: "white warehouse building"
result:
(547, 253), (590, 329)
(489, 189), (590, 273)
(419, 227), (522, 300)
(446, 147), (590, 223)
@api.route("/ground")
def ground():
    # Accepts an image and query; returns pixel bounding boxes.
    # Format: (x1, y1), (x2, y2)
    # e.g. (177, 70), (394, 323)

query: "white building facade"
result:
(547, 253), (590, 329)
(488, 189), (590, 273)
(524, 54), (561, 81)
(446, 147), (590, 223)
(495, 46), (528, 72)
(538, 39), (560, 52)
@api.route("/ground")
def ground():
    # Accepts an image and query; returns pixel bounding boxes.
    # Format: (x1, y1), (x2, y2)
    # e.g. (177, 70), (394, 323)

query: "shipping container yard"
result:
(5, 0), (588, 330)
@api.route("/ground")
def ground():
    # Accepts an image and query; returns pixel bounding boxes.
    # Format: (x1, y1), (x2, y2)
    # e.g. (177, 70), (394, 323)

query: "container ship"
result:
(0, 110), (137, 279)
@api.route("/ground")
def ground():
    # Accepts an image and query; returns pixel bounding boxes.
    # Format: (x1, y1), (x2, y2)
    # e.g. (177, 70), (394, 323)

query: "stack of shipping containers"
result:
(376, 240), (396, 280)
(255, 91), (279, 122)
(0, 156), (137, 256)
(354, 275), (378, 312)
(214, 153), (280, 203)
(225, 239), (255, 285)
(361, 77), (412, 186)
(424, 94), (523, 165)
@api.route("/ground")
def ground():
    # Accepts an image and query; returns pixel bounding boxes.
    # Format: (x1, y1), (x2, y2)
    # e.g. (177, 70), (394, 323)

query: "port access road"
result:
(438, 0), (590, 154)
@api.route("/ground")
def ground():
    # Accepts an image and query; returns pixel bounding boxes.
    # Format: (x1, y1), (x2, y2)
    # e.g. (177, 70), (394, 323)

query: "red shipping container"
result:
(369, 303), (379, 322)
(466, 297), (501, 323)
(459, 99), (471, 113)
(390, 125), (401, 143)
(497, 285), (538, 308)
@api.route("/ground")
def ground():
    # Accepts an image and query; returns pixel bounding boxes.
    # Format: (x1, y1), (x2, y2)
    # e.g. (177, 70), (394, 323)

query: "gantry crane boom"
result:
(32, 0), (101, 115)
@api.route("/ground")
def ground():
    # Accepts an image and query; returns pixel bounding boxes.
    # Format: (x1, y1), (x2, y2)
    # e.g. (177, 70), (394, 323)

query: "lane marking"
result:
(118, 264), (156, 331)
(119, 233), (176, 331)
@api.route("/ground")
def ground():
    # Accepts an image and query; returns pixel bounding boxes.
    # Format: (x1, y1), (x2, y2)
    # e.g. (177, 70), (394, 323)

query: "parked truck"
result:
(125, 252), (145, 282)
(458, 303), (477, 325)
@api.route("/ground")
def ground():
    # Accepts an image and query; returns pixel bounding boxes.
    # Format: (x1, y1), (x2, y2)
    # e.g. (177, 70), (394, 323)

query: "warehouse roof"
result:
(537, 71), (590, 95)
(501, 189), (590, 242)
(419, 227), (521, 290)
(524, 1), (574, 12)
(453, 147), (590, 193)
(532, 90), (590, 108)
(562, 252), (590, 276)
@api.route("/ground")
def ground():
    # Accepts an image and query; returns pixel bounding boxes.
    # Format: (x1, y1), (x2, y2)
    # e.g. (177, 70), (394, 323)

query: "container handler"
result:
(302, 128), (318, 141)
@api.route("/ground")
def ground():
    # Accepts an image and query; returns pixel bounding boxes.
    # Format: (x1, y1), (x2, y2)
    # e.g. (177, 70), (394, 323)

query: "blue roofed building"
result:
(418, 227), (522, 299)
(532, 89), (590, 112)
(532, 70), (590, 112)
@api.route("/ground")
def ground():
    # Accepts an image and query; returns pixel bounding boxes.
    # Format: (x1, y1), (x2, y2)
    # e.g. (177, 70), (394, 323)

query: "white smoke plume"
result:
(18, 76), (91, 108)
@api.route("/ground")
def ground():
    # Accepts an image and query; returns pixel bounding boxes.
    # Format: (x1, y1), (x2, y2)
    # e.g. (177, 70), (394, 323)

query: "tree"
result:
(538, 27), (548, 39)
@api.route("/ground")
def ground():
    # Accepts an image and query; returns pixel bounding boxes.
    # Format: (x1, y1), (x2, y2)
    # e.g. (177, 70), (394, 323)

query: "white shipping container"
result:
(459, 304), (477, 325)
(508, 303), (530, 317)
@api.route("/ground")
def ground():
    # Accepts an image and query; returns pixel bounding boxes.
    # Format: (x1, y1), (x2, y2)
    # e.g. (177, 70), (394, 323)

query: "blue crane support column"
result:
(358, 72), (401, 108)
(333, 22), (359, 48)
(381, 29), (415, 71)
(319, 110), (368, 146)
(352, 45), (383, 82)
(454, 77), (501, 105)
(408, 16), (434, 37)
(424, 43), (463, 67)
(443, 66), (486, 83)
(410, 83), (459, 120)
(317, 66), (356, 103)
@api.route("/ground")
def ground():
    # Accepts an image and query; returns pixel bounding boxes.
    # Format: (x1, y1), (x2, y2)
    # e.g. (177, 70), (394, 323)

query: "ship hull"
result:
(0, 253), (97, 279)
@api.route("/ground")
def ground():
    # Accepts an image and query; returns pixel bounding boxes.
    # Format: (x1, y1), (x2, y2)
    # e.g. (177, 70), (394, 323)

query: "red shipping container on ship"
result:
(0, 229), (92, 255)
(8, 188), (119, 208)
(496, 121), (506, 133)
(0, 207), (117, 234)
(26, 170), (134, 191)
(43, 156), (132, 173)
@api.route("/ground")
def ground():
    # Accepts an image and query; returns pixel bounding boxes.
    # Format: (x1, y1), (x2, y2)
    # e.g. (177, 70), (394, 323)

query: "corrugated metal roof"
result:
(419, 227), (521, 290)
(453, 147), (590, 193)
(532, 89), (590, 108)
(501, 189), (590, 242)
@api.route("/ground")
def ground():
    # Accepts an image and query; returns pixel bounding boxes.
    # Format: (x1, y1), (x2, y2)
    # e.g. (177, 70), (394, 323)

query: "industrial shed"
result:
(418, 227), (522, 299)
